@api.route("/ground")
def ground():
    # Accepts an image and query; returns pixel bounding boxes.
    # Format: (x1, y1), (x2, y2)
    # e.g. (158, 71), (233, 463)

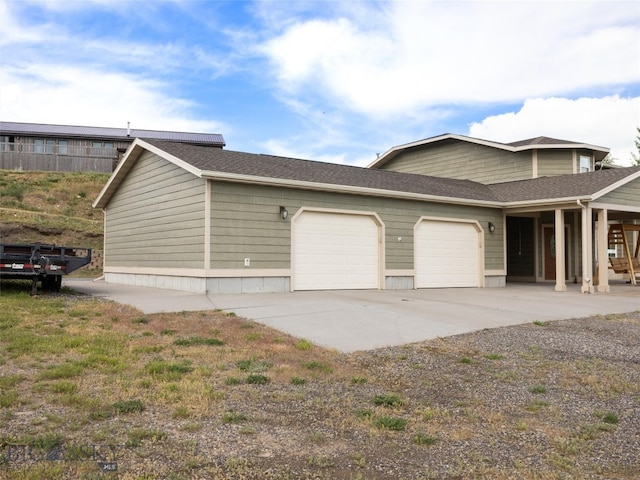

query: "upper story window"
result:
(579, 155), (591, 173)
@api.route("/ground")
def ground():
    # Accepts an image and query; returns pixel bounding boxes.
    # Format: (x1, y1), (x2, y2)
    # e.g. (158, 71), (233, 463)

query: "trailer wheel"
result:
(42, 276), (62, 292)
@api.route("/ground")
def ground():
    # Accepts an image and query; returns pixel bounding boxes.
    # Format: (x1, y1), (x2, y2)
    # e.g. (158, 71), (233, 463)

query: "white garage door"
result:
(415, 219), (481, 288)
(292, 211), (380, 291)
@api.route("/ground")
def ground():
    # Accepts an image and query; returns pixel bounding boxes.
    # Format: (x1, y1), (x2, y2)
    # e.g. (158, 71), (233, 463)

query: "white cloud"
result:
(260, 1), (640, 116)
(0, 64), (225, 133)
(468, 96), (640, 166)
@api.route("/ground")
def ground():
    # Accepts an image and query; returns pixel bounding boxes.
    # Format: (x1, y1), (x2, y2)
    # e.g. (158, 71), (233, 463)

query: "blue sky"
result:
(1, 0), (639, 165)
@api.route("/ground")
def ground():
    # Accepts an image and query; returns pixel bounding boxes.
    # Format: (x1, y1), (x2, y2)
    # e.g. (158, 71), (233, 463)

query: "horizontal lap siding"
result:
(380, 141), (532, 184)
(105, 151), (205, 268)
(209, 182), (504, 271)
(598, 178), (640, 207)
(537, 150), (573, 176)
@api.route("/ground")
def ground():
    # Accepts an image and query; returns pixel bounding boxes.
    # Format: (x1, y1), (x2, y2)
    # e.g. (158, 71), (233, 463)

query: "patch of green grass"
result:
(484, 353), (505, 360)
(533, 320), (547, 326)
(374, 416), (407, 431)
(0, 390), (20, 408)
(529, 385), (547, 394)
(290, 377), (307, 385)
(373, 394), (404, 408)
(236, 358), (272, 373)
(301, 361), (333, 374)
(29, 432), (65, 450)
(246, 374), (270, 385)
(601, 411), (619, 425)
(38, 361), (86, 380)
(127, 428), (167, 443)
(172, 406), (190, 419)
(145, 359), (194, 380)
(351, 376), (367, 384)
(132, 317), (149, 324)
(295, 339), (313, 351)
(222, 411), (247, 423)
(51, 380), (78, 395)
(413, 432), (438, 446)
(356, 409), (374, 420)
(160, 329), (177, 336)
(173, 336), (224, 347)
(112, 399), (145, 414)
(460, 357), (473, 364)
(225, 376), (243, 385)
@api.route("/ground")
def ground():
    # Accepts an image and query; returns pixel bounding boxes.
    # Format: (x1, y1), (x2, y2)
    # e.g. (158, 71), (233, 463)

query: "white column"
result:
(555, 209), (566, 292)
(581, 204), (594, 293)
(597, 209), (610, 292)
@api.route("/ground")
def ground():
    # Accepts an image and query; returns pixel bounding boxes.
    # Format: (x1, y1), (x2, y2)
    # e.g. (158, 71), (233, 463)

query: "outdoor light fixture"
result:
(280, 206), (289, 220)
(488, 222), (496, 233)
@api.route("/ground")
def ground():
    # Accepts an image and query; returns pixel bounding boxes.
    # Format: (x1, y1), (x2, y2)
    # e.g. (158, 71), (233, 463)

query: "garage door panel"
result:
(415, 220), (480, 288)
(293, 211), (380, 291)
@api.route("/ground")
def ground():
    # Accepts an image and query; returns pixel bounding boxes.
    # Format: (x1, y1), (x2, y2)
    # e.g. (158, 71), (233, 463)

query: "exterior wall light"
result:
(488, 222), (496, 233)
(280, 206), (289, 220)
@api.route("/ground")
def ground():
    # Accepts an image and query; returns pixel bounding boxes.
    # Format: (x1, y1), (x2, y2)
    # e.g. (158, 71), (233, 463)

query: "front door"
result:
(544, 226), (568, 281)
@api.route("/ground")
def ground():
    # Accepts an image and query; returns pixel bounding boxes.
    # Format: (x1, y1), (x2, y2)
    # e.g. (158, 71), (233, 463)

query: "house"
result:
(93, 134), (640, 294)
(0, 121), (225, 173)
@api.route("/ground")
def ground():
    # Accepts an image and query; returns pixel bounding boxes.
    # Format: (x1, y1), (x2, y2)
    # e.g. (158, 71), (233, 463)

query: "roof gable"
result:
(94, 139), (639, 210)
(368, 133), (610, 169)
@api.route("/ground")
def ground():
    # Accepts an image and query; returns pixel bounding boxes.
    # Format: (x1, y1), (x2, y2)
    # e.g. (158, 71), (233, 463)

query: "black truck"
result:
(0, 243), (92, 294)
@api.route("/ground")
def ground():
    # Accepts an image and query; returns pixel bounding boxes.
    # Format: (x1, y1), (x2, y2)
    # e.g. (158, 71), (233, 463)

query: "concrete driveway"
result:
(64, 279), (639, 352)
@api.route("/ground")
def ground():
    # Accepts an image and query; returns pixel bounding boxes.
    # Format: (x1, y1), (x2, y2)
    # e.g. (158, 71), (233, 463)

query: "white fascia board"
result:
(590, 169), (640, 200)
(200, 170), (503, 208)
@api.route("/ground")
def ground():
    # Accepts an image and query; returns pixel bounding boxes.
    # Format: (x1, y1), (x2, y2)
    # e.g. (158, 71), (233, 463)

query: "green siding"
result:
(598, 177), (640, 207)
(537, 150), (574, 176)
(379, 140), (532, 184)
(209, 181), (504, 271)
(105, 151), (205, 268)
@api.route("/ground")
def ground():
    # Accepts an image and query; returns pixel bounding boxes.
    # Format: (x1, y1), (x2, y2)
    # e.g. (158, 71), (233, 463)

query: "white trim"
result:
(368, 133), (609, 169)
(204, 179), (211, 268)
(385, 269), (414, 276)
(485, 269), (506, 276)
(202, 170), (503, 208)
(590, 202), (640, 214)
(591, 169), (640, 200)
(532, 149), (538, 178)
(103, 266), (291, 278)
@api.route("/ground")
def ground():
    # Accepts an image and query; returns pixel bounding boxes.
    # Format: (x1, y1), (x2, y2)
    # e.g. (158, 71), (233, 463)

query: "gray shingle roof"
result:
(489, 166), (640, 203)
(505, 136), (579, 147)
(0, 121), (225, 146)
(147, 140), (498, 202)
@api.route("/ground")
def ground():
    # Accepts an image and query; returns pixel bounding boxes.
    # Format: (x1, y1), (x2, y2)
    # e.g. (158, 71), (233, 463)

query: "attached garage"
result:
(414, 218), (483, 288)
(292, 209), (383, 291)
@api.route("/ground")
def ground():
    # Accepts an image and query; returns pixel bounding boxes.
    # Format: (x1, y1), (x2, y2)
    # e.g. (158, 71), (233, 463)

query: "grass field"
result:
(1, 281), (639, 479)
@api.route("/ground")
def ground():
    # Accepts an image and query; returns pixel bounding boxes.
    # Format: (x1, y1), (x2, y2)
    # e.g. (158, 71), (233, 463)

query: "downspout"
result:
(577, 200), (592, 293)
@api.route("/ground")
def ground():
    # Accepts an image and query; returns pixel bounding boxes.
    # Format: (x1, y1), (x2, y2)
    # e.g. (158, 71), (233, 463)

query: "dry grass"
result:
(1, 281), (639, 479)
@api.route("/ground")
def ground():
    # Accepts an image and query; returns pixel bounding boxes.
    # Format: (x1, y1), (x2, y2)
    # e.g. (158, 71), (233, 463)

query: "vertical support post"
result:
(555, 209), (566, 292)
(597, 209), (610, 292)
(581, 204), (594, 293)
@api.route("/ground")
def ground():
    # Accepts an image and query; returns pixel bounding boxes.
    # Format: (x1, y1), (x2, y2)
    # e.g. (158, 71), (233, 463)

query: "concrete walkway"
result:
(64, 279), (639, 352)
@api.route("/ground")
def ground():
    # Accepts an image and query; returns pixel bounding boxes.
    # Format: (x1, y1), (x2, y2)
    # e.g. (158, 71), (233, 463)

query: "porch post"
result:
(581, 203), (594, 293)
(555, 208), (567, 292)
(597, 209), (610, 292)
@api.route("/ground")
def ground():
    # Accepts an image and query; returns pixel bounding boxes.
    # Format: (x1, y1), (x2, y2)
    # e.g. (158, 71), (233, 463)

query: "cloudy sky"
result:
(1, 0), (639, 166)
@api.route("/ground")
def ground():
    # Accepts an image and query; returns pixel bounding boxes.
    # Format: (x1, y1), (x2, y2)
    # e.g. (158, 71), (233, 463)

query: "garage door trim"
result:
(291, 207), (385, 291)
(413, 216), (485, 288)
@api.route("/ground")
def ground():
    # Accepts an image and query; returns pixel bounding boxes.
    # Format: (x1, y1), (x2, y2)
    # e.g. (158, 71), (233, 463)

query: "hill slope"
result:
(0, 170), (109, 250)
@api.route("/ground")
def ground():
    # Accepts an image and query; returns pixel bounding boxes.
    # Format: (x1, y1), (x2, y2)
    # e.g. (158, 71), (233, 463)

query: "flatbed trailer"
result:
(0, 243), (92, 294)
